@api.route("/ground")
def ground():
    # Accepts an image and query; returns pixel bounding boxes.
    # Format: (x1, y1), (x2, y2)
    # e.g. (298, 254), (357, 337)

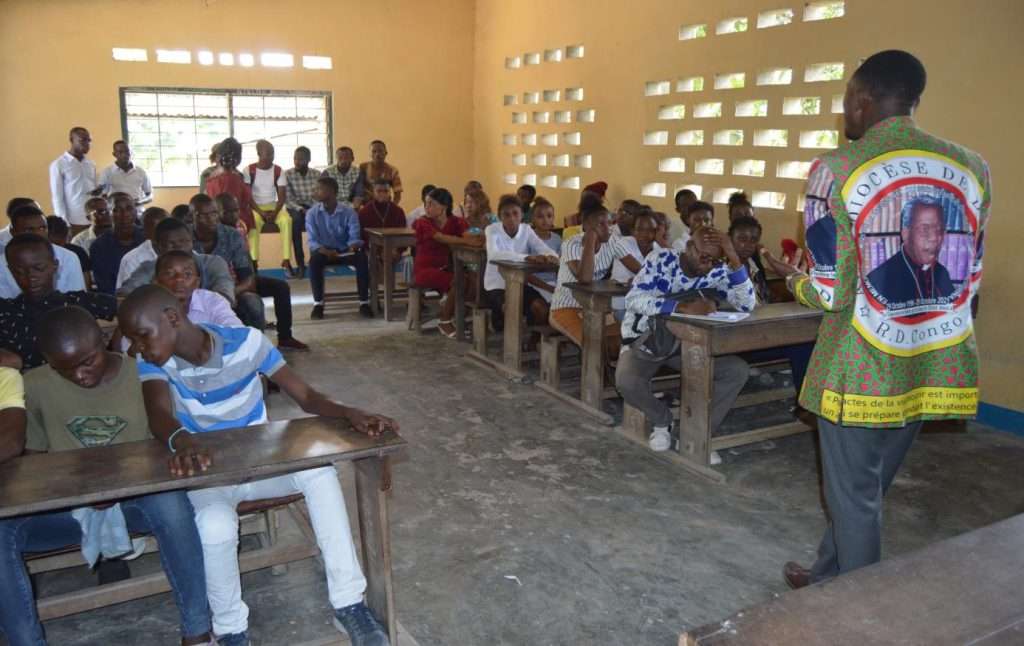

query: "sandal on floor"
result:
(438, 320), (457, 339)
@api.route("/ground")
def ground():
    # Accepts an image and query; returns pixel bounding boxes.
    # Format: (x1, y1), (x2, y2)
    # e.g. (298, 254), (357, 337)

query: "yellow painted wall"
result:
(0, 0), (475, 226)
(473, 0), (1024, 413)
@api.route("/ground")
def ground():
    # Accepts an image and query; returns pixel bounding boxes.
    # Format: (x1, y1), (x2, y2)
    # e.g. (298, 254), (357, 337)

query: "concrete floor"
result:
(31, 277), (1024, 645)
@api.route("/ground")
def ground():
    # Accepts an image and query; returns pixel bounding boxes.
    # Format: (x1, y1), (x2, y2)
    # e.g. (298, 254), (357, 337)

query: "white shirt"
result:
(406, 205), (426, 227)
(244, 166), (286, 205)
(0, 227), (11, 248)
(0, 243), (86, 298)
(99, 163), (152, 203)
(71, 226), (99, 251)
(116, 240), (156, 289)
(49, 152), (97, 225)
(671, 229), (691, 254)
(611, 238), (662, 310)
(483, 222), (559, 291)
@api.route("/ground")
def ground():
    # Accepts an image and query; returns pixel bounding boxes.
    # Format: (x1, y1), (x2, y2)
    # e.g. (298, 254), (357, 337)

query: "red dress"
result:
(413, 215), (466, 291)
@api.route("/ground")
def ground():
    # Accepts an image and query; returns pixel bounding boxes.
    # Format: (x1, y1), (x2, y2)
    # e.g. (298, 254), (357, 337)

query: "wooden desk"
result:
(664, 302), (821, 481)
(680, 513), (1024, 645)
(534, 281), (627, 424)
(491, 259), (554, 377)
(0, 416), (407, 644)
(367, 227), (415, 321)
(450, 244), (486, 343)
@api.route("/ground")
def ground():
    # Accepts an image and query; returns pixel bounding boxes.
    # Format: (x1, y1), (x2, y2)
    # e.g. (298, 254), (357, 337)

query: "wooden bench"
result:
(0, 416), (407, 643)
(406, 285), (443, 333)
(679, 513), (1024, 645)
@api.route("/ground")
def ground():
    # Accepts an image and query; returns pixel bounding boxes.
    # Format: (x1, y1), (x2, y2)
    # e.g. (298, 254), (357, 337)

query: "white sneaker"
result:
(649, 427), (671, 452)
(709, 450), (723, 465)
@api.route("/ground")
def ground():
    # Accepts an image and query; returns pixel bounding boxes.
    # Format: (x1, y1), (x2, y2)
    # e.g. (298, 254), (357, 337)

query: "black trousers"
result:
(287, 207), (308, 269)
(309, 249), (369, 303)
(236, 277), (294, 340)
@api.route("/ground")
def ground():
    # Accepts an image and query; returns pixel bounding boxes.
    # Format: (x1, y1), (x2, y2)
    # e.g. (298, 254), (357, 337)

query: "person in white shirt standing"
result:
(49, 127), (99, 236)
(483, 194), (559, 332)
(98, 140), (153, 209)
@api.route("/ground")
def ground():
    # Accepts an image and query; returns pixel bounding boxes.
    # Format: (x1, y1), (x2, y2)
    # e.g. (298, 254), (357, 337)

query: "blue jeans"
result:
(0, 491), (211, 645)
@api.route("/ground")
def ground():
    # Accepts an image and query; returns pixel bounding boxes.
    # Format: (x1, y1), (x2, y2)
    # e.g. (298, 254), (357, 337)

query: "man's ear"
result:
(164, 306), (182, 328)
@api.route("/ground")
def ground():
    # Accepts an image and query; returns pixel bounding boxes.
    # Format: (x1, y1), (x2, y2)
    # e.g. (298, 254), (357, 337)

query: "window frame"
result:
(118, 86), (334, 188)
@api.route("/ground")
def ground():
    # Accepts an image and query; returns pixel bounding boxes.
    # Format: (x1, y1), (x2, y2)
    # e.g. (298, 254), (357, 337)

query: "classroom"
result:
(0, 0), (1021, 644)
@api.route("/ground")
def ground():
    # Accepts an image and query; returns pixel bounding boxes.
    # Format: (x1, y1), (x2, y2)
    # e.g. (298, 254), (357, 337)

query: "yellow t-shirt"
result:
(0, 367), (25, 411)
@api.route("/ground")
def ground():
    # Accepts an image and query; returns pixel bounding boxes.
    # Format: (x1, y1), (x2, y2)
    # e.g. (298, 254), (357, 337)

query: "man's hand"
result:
(345, 408), (400, 438)
(700, 228), (741, 269)
(525, 255), (557, 265)
(318, 248), (341, 260)
(168, 433), (212, 477)
(760, 248), (801, 278)
(676, 299), (717, 315)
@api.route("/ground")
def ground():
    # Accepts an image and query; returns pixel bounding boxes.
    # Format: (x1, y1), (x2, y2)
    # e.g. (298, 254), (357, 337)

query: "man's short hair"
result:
(687, 201), (715, 217)
(517, 184), (537, 199)
(190, 193), (215, 209)
(85, 196), (109, 211)
(10, 205), (44, 227)
(155, 217), (192, 244)
(728, 214), (762, 236)
(6, 197), (36, 217)
(69, 126), (88, 138)
(113, 139), (128, 148)
(853, 50), (927, 110)
(295, 145), (311, 157)
(37, 305), (103, 358)
(155, 249), (198, 275)
(318, 176), (339, 194)
(142, 206), (169, 227)
(674, 188), (696, 203)
(4, 233), (54, 263)
(46, 215), (69, 238)
(901, 195), (945, 229)
(170, 204), (191, 221)
(370, 139), (386, 147)
(337, 146), (353, 155)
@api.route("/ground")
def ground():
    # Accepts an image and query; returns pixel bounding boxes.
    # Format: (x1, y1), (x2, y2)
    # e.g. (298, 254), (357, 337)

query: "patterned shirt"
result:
(284, 167), (320, 210)
(320, 165), (363, 207)
(137, 324), (286, 434)
(620, 250), (755, 341)
(0, 291), (117, 369)
(119, 252), (236, 305)
(357, 161), (401, 201)
(194, 225), (254, 282)
(551, 233), (632, 310)
(792, 116), (990, 428)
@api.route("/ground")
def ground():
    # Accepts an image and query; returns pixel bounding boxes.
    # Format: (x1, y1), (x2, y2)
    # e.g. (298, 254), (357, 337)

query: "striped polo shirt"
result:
(137, 324), (286, 434)
(550, 233), (632, 310)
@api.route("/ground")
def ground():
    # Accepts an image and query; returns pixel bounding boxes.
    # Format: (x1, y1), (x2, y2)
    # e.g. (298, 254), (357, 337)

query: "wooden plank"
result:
(679, 513), (1024, 645)
(678, 332), (713, 466)
(534, 381), (614, 425)
(733, 388), (795, 408)
(465, 350), (530, 384)
(354, 457), (398, 645)
(368, 235), (382, 316)
(0, 417), (406, 518)
(36, 537), (320, 621)
(472, 308), (489, 356)
(499, 266), (526, 372)
(710, 421), (810, 451)
(612, 425), (726, 484)
(453, 248), (467, 342)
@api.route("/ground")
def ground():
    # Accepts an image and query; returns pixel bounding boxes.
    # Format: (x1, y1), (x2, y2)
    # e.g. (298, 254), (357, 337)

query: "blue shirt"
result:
(137, 324), (286, 434)
(305, 201), (362, 253)
(89, 228), (145, 295)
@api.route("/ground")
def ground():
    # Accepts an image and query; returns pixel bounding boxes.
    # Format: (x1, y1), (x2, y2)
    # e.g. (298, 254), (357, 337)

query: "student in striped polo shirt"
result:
(119, 285), (398, 646)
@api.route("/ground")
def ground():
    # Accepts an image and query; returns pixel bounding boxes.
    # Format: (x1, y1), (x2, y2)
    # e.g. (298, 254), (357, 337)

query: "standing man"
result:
(284, 146), (319, 278)
(761, 51), (992, 587)
(244, 139), (293, 274)
(320, 146), (364, 209)
(358, 140), (402, 205)
(98, 140), (153, 207)
(49, 126), (99, 236)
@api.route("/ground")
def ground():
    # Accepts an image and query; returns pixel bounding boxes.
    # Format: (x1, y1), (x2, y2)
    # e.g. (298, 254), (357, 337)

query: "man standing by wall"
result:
(49, 127), (99, 236)
(358, 140), (402, 205)
(98, 140), (153, 209)
(762, 50), (992, 587)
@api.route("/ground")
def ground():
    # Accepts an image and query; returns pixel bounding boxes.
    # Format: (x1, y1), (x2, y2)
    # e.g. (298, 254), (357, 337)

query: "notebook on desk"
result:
(670, 311), (750, 323)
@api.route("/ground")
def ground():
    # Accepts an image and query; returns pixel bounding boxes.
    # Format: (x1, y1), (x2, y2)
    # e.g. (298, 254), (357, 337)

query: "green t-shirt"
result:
(24, 356), (153, 452)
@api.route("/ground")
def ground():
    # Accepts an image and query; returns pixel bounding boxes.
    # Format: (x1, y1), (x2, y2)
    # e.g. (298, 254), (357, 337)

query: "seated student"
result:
(405, 183), (436, 227)
(214, 192), (251, 242)
(412, 187), (468, 337)
(672, 200), (715, 254)
(116, 206), (168, 290)
(306, 176), (372, 320)
(549, 193), (641, 347)
(90, 192), (145, 295)
(516, 184), (537, 223)
(170, 203), (194, 229)
(612, 199), (645, 239)
(461, 187), (497, 243)
(204, 138), (258, 259)
(729, 215), (815, 396)
(453, 180), (483, 218)
(0, 197), (40, 247)
(119, 217), (236, 305)
(727, 191), (755, 222)
(358, 179), (408, 280)
(154, 250), (242, 327)
(120, 285), (399, 646)
(483, 194), (559, 332)
(0, 307), (216, 646)
(611, 210), (662, 317)
(0, 234), (116, 369)
(0, 206), (86, 299)
(192, 194), (308, 350)
(617, 227), (754, 456)
(243, 139), (294, 274)
(46, 215), (92, 288)
(525, 197), (561, 321)
(284, 146), (320, 279)
(672, 189), (698, 241)
(71, 196), (114, 251)
(651, 211), (671, 249)
(562, 185), (606, 236)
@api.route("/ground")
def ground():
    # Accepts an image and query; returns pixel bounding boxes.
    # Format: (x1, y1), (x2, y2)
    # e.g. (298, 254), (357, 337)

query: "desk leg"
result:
(678, 335), (713, 467)
(383, 240), (396, 321)
(580, 296), (606, 411)
(369, 240), (382, 316)
(454, 257), (466, 342)
(354, 457), (397, 644)
(503, 272), (525, 371)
